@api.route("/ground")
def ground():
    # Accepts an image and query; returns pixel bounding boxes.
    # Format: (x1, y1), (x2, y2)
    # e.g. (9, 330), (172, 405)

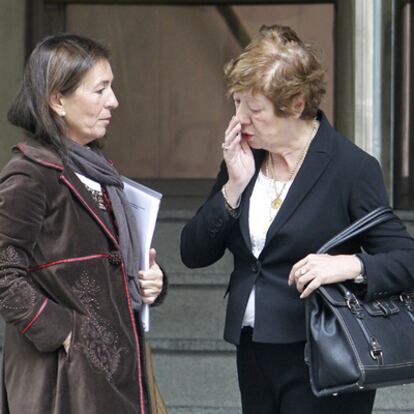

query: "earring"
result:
(60, 110), (66, 117)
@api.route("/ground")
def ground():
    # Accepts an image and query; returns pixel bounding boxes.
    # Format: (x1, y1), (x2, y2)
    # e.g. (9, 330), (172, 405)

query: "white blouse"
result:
(75, 173), (102, 192)
(241, 170), (293, 328)
(75, 173), (106, 211)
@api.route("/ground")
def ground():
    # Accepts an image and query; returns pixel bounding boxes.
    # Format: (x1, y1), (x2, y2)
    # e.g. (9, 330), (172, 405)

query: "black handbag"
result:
(305, 206), (414, 397)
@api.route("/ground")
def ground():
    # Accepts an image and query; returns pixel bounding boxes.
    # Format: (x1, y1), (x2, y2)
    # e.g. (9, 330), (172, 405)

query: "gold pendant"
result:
(271, 198), (283, 209)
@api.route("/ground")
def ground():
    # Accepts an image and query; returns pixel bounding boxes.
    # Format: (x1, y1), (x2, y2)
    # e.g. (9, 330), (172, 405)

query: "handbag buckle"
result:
(400, 293), (414, 313)
(370, 349), (383, 361)
(369, 337), (383, 363)
(372, 300), (398, 316)
(346, 293), (363, 318)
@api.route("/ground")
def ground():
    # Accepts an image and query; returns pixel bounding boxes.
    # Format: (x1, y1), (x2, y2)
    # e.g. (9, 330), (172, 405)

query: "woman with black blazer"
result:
(180, 25), (414, 414)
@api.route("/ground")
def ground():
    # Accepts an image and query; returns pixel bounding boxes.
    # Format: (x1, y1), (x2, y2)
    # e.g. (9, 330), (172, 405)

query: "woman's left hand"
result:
(138, 248), (163, 304)
(288, 254), (362, 299)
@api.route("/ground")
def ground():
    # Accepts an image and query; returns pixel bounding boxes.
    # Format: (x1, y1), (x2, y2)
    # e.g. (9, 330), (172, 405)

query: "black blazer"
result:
(180, 112), (414, 345)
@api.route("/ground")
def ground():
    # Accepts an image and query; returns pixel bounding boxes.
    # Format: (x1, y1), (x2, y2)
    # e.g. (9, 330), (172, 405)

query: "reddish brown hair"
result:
(224, 25), (326, 119)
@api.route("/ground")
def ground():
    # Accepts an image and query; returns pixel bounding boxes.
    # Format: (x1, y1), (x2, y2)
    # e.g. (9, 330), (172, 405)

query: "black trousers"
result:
(236, 328), (376, 414)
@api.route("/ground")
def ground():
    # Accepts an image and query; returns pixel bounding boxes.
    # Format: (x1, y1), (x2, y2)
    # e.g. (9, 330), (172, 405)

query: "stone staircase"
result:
(147, 194), (414, 414)
(148, 208), (240, 413)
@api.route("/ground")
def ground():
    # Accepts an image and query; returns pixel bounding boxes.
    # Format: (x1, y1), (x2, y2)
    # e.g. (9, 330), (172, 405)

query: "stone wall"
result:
(0, 0), (25, 168)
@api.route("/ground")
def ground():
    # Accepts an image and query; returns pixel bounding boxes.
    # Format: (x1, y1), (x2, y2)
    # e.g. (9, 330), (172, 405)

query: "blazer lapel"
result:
(264, 114), (334, 244)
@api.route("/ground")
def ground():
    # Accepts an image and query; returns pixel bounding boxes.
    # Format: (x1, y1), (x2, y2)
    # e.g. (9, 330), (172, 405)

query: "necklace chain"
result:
(266, 119), (318, 210)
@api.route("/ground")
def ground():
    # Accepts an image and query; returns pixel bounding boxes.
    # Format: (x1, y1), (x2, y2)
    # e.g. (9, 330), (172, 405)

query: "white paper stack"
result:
(122, 176), (162, 332)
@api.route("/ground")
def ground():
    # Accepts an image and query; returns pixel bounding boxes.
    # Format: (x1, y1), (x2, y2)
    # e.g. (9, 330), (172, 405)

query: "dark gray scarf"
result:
(65, 140), (142, 310)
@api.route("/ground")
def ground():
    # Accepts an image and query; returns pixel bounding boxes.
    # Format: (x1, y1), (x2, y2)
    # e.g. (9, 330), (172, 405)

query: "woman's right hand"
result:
(222, 116), (255, 205)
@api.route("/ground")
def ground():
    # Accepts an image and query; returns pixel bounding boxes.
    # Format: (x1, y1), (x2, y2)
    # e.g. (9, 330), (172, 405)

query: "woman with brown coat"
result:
(0, 34), (165, 414)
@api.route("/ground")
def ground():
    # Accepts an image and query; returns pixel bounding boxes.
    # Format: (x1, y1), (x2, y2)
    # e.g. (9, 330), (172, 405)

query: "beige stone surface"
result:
(0, 0), (25, 168)
(66, 4), (334, 179)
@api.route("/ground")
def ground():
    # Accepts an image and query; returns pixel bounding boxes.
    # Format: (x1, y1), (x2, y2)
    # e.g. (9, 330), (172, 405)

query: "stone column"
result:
(334, 0), (355, 141)
(0, 0), (26, 168)
(353, 0), (395, 194)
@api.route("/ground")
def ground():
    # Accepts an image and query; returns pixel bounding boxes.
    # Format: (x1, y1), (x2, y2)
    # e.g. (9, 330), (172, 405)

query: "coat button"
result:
(108, 251), (122, 265)
(251, 261), (260, 273)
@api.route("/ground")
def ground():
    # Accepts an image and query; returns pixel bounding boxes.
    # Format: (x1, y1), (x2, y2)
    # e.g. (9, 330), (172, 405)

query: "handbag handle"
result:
(317, 207), (394, 254)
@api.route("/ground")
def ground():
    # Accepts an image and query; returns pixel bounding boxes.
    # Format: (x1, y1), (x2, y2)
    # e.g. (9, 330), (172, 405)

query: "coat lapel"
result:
(264, 113), (334, 244)
(15, 140), (120, 248)
(59, 167), (120, 248)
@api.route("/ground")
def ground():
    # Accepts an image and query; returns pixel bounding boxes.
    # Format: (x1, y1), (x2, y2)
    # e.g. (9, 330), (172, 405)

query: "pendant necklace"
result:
(267, 119), (318, 209)
(265, 159), (289, 209)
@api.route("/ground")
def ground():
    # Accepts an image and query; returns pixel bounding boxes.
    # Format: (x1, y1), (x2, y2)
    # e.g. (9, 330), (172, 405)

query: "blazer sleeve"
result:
(0, 163), (72, 352)
(348, 155), (414, 299)
(180, 161), (241, 268)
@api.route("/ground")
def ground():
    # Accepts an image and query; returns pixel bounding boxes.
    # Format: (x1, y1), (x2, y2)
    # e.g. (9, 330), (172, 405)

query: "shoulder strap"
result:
(317, 207), (394, 254)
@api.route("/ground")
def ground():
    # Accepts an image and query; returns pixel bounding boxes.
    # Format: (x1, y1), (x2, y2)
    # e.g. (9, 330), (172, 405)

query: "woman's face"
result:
(233, 91), (298, 151)
(59, 59), (119, 146)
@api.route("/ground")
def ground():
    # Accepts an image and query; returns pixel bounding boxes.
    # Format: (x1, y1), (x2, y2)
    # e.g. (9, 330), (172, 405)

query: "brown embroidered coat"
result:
(0, 140), (160, 414)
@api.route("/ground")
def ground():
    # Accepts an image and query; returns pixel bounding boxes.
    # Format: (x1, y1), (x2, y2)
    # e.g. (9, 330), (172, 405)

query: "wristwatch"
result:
(354, 256), (367, 284)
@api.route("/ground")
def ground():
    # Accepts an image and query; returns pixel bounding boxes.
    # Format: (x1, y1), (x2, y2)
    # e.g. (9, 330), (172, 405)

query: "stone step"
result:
(153, 367), (414, 414)
(151, 209), (414, 413)
(167, 409), (414, 414)
(374, 384), (414, 412)
(149, 209), (232, 344)
(138, 179), (213, 212)
(168, 408), (240, 414)
(148, 284), (228, 342)
(166, 409), (414, 414)
(149, 338), (234, 353)
(151, 350), (240, 411)
(152, 210), (232, 278)
(374, 412), (414, 414)
(150, 351), (414, 411)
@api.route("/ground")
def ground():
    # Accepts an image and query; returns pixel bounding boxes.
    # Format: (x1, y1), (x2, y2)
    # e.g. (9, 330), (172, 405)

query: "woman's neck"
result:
(264, 118), (318, 181)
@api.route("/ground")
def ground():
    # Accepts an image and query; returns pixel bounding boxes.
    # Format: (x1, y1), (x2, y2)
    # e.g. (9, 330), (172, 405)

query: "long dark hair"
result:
(7, 33), (109, 154)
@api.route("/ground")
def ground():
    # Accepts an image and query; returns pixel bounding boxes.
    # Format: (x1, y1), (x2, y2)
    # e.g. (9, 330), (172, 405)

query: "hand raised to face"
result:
(221, 116), (255, 202)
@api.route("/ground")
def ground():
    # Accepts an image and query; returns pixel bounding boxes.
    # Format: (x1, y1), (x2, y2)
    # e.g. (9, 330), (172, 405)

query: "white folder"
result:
(122, 176), (162, 332)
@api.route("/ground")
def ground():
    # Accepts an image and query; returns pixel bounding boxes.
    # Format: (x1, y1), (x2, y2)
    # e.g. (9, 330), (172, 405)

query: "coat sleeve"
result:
(180, 161), (241, 268)
(348, 155), (414, 299)
(0, 163), (72, 352)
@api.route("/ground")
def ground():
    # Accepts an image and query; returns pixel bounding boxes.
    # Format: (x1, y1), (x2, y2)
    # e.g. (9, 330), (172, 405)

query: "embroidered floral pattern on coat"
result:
(73, 271), (125, 382)
(0, 246), (36, 311)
